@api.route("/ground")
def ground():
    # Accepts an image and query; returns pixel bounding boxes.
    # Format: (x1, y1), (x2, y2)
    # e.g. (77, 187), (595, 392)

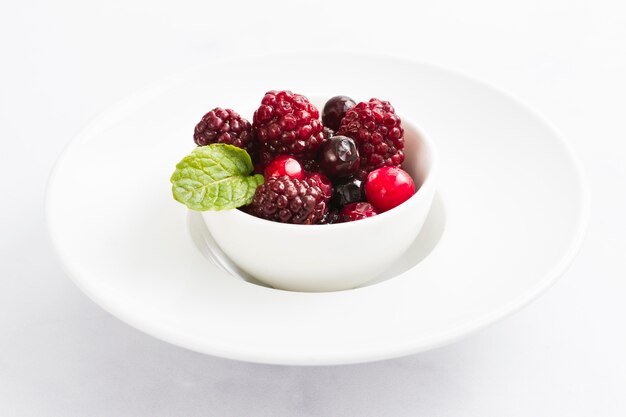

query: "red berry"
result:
(340, 202), (378, 222)
(365, 166), (415, 212)
(264, 155), (305, 180)
(307, 172), (333, 200)
(337, 98), (405, 173)
(253, 90), (325, 161)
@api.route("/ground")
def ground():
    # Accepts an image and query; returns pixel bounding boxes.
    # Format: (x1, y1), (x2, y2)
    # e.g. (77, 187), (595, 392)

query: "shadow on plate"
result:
(187, 192), (446, 290)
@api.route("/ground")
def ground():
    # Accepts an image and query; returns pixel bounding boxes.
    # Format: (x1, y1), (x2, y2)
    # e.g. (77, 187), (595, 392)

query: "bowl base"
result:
(187, 192), (446, 292)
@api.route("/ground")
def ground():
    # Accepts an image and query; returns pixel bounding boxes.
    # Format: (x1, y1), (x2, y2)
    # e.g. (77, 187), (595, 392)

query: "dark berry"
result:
(365, 166), (415, 212)
(319, 210), (342, 225)
(337, 98), (405, 173)
(251, 175), (329, 224)
(331, 176), (365, 209)
(340, 202), (378, 222)
(323, 127), (335, 140)
(253, 162), (265, 175)
(322, 95), (356, 131)
(264, 155), (305, 180)
(300, 158), (321, 173)
(318, 135), (360, 178)
(253, 90), (325, 161)
(307, 172), (333, 200)
(194, 108), (255, 157)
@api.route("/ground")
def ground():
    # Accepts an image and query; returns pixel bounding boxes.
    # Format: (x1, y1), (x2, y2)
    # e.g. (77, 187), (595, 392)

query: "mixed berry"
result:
(193, 108), (256, 157)
(253, 90), (325, 164)
(251, 175), (328, 225)
(337, 98), (405, 175)
(187, 91), (417, 224)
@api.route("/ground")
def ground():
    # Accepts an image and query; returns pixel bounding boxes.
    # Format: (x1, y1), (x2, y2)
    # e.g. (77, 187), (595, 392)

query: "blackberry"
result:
(337, 98), (405, 173)
(253, 90), (325, 161)
(251, 175), (329, 224)
(194, 108), (255, 156)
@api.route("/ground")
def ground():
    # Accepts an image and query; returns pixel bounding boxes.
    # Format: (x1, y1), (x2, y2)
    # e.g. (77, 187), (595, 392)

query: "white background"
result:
(1, 0), (625, 415)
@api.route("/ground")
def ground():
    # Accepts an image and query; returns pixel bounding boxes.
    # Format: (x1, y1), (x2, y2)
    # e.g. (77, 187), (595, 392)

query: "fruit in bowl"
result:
(170, 91), (437, 291)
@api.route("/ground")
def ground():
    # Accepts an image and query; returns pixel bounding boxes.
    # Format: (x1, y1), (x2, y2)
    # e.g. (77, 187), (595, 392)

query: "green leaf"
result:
(170, 144), (264, 211)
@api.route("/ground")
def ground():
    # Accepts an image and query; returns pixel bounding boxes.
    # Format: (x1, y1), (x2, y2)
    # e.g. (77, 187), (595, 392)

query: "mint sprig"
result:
(170, 144), (264, 211)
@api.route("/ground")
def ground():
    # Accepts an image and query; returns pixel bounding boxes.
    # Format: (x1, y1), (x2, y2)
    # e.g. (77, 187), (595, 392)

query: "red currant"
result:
(365, 166), (415, 212)
(264, 155), (305, 180)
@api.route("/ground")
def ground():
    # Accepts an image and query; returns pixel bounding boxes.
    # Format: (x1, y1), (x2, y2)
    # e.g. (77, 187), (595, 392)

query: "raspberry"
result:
(194, 108), (255, 156)
(251, 175), (329, 224)
(337, 98), (405, 173)
(253, 90), (325, 161)
(340, 202), (379, 222)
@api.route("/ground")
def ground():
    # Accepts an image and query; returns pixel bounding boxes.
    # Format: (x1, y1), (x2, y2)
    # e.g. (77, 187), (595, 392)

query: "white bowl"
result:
(202, 117), (438, 292)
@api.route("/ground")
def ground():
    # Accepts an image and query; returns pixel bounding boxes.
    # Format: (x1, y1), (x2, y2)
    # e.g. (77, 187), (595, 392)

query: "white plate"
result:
(46, 53), (589, 365)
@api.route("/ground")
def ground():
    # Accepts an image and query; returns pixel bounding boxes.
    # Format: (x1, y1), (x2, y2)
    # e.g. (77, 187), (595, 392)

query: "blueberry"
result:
(319, 136), (360, 178)
(331, 176), (365, 209)
(322, 95), (356, 131)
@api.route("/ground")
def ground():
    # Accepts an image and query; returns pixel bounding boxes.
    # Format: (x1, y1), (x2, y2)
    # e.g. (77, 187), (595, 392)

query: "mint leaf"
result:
(170, 144), (264, 211)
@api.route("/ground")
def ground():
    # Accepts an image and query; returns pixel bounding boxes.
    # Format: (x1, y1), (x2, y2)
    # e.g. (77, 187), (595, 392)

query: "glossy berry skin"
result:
(322, 95), (357, 131)
(264, 155), (305, 180)
(337, 98), (405, 173)
(307, 172), (333, 200)
(318, 136), (360, 178)
(253, 90), (325, 161)
(365, 166), (415, 212)
(194, 108), (255, 156)
(331, 176), (365, 209)
(251, 175), (329, 224)
(340, 202), (378, 222)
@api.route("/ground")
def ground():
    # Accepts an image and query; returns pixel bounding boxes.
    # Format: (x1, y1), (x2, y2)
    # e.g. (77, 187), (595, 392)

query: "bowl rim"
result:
(205, 115), (439, 230)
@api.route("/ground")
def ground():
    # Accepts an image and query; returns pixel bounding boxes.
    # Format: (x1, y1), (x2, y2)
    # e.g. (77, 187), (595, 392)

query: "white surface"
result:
(46, 53), (586, 364)
(0, 0), (624, 415)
